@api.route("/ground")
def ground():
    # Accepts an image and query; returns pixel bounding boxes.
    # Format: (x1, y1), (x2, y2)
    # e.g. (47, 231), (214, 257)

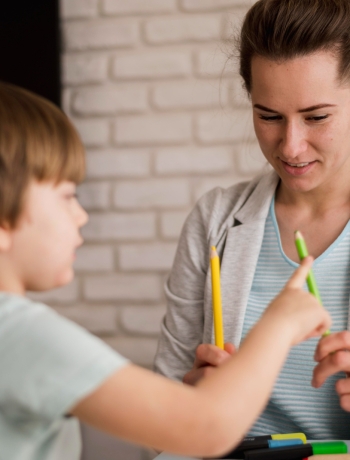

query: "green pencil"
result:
(294, 230), (330, 336)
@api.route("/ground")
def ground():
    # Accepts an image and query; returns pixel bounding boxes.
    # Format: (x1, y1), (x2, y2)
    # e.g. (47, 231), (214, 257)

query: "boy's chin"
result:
(54, 269), (75, 288)
(29, 269), (75, 292)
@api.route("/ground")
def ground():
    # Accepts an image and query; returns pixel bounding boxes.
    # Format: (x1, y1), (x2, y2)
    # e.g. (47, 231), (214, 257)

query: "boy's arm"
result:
(71, 259), (330, 458)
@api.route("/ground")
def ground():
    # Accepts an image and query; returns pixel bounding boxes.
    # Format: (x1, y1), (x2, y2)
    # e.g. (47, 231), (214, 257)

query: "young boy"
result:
(0, 81), (330, 460)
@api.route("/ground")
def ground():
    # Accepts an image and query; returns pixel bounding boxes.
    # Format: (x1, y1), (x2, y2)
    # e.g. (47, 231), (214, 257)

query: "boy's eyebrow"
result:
(253, 103), (337, 113)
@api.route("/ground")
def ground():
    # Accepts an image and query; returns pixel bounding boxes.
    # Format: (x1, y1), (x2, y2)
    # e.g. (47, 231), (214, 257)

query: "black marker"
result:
(217, 433), (306, 459)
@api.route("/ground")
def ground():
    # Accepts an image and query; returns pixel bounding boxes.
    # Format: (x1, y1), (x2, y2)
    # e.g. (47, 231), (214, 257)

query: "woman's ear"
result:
(0, 225), (13, 252)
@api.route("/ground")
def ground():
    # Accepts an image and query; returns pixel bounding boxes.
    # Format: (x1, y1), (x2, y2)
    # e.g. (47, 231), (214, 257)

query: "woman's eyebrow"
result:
(298, 103), (337, 112)
(253, 103), (337, 113)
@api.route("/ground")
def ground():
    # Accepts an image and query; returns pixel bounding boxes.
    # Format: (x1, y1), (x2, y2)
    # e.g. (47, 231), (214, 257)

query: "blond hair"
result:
(0, 82), (85, 227)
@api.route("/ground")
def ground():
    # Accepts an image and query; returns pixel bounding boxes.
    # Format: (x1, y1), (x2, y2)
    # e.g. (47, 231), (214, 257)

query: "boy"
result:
(0, 82), (330, 460)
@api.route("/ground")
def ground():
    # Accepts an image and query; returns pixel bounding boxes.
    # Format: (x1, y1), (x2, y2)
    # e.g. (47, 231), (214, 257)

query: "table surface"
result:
(155, 441), (350, 460)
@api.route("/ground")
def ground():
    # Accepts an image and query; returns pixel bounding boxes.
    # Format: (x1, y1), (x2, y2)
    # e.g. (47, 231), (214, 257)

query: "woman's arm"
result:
(71, 258), (330, 458)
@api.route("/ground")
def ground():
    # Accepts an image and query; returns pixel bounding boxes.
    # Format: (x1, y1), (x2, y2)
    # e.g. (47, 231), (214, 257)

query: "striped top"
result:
(242, 196), (350, 439)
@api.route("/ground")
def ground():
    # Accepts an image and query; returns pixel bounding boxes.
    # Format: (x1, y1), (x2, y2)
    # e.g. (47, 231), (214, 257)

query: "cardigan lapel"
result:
(219, 220), (267, 348)
(210, 171), (280, 347)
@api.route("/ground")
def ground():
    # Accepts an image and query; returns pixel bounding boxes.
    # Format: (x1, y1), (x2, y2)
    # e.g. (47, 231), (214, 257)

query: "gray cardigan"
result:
(154, 171), (281, 381)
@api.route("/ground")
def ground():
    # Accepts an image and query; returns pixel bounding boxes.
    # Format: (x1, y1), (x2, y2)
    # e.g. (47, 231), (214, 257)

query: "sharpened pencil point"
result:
(295, 230), (303, 240)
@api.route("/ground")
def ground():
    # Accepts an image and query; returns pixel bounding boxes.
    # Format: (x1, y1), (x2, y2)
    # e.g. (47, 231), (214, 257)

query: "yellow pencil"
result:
(210, 246), (224, 349)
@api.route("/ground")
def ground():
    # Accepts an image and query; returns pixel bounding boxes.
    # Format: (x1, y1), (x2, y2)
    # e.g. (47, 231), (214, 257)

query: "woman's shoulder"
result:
(196, 171), (275, 221)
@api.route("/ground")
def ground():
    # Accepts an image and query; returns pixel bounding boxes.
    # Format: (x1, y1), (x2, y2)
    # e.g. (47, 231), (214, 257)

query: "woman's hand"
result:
(182, 342), (235, 386)
(313, 332), (350, 411)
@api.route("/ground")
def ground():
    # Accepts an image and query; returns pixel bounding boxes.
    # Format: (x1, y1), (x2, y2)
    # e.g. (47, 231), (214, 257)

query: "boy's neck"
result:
(0, 258), (25, 295)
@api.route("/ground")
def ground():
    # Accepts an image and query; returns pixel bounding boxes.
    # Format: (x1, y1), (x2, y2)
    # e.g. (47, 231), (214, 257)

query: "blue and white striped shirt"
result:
(242, 196), (350, 438)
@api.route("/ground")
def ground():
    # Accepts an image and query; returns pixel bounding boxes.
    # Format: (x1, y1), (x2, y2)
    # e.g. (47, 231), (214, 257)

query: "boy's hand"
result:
(263, 256), (331, 346)
(183, 343), (235, 386)
(312, 332), (350, 411)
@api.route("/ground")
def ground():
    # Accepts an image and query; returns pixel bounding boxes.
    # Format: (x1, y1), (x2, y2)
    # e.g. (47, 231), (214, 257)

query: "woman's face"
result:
(251, 51), (350, 195)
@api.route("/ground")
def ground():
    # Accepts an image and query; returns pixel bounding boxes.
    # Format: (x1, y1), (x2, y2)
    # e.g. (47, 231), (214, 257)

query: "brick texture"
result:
(62, 54), (108, 85)
(152, 80), (228, 110)
(84, 274), (161, 301)
(181, 0), (249, 11)
(63, 19), (138, 51)
(86, 149), (150, 178)
(144, 15), (222, 44)
(72, 85), (148, 115)
(114, 179), (190, 209)
(60, 0), (259, 378)
(74, 245), (114, 271)
(120, 306), (166, 335)
(114, 114), (192, 146)
(119, 243), (177, 270)
(61, 0), (98, 19)
(103, 0), (177, 16)
(112, 51), (192, 80)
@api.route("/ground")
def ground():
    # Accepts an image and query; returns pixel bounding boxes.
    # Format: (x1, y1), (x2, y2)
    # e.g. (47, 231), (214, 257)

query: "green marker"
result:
(294, 230), (330, 336)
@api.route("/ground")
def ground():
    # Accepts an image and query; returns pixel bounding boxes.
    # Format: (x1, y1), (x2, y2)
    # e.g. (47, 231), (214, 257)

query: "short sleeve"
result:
(0, 294), (128, 421)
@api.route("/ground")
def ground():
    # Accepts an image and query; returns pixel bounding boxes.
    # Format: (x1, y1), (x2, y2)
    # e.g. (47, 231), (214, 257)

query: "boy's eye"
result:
(65, 193), (78, 200)
(258, 114), (282, 121)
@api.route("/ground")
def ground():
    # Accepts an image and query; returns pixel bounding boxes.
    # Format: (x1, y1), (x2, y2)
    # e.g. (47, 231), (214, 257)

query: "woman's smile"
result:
(280, 159), (317, 176)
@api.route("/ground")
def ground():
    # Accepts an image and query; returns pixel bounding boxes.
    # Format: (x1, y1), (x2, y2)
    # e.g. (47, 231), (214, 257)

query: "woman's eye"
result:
(258, 114), (282, 121)
(306, 115), (329, 121)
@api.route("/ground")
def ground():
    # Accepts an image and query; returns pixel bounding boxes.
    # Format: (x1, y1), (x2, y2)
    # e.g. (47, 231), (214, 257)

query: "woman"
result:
(154, 0), (350, 439)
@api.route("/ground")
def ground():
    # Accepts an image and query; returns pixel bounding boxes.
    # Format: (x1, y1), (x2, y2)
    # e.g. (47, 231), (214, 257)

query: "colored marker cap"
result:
(311, 441), (347, 455)
(268, 439), (303, 448)
(271, 433), (307, 443)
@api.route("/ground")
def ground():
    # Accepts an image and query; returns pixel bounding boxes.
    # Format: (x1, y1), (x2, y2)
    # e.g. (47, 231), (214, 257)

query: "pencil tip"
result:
(295, 230), (303, 240)
(211, 246), (218, 258)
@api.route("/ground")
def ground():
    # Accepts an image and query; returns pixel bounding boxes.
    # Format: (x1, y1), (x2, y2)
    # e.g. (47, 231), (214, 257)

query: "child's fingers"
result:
(285, 256), (314, 289)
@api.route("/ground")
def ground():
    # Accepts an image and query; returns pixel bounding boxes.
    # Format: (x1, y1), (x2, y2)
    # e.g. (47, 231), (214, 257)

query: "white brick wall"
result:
(61, 0), (98, 19)
(84, 274), (161, 301)
(82, 212), (156, 241)
(114, 114), (192, 145)
(114, 179), (191, 209)
(119, 243), (177, 271)
(62, 54), (108, 85)
(74, 245), (115, 271)
(63, 19), (139, 51)
(120, 306), (166, 335)
(144, 15), (222, 44)
(86, 149), (150, 178)
(112, 51), (192, 80)
(103, 0), (177, 16)
(60, 0), (260, 379)
(72, 85), (148, 115)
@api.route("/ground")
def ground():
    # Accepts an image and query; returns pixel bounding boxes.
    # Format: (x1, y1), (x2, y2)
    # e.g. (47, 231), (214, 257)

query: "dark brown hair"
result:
(0, 82), (85, 228)
(239, 0), (350, 93)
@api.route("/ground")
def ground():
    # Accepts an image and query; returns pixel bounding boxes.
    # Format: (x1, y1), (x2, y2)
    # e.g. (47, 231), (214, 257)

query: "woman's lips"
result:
(280, 159), (317, 176)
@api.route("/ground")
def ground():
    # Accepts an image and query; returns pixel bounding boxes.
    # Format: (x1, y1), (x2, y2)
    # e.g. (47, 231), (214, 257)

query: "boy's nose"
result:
(77, 204), (88, 227)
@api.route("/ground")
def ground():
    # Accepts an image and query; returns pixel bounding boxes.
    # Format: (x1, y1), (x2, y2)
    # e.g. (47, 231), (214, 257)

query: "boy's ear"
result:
(0, 225), (13, 252)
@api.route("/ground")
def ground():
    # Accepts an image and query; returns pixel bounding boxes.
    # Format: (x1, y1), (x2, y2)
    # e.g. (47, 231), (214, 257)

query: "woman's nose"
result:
(279, 121), (307, 160)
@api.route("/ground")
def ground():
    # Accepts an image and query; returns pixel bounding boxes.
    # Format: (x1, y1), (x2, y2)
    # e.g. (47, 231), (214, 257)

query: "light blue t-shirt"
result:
(0, 293), (128, 460)
(243, 197), (350, 438)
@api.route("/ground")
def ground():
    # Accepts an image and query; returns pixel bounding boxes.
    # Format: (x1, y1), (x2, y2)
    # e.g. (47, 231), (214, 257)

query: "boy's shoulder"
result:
(0, 291), (47, 318)
(0, 290), (127, 423)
